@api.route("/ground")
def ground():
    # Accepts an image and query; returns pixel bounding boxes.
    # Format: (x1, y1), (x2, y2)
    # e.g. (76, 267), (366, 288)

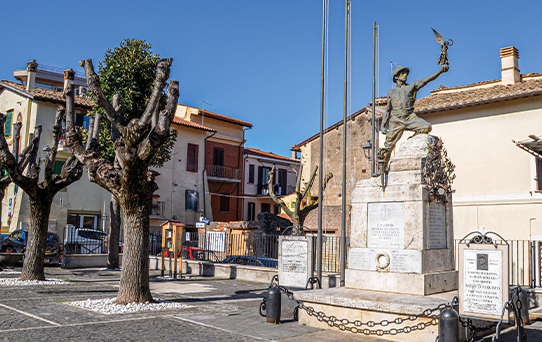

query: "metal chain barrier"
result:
(459, 318), (498, 342)
(267, 280), (451, 336)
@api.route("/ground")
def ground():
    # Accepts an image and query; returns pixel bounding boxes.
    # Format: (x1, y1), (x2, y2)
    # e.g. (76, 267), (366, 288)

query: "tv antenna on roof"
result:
(201, 101), (212, 127)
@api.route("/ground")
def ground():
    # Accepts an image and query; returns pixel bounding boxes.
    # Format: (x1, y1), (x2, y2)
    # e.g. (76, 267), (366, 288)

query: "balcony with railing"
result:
(206, 165), (241, 181)
(150, 200), (166, 218)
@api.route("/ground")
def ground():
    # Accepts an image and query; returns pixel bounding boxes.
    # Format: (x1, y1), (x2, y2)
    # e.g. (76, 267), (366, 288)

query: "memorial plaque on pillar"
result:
(428, 202), (447, 249)
(279, 236), (313, 288)
(458, 243), (509, 320)
(349, 247), (422, 274)
(367, 202), (404, 249)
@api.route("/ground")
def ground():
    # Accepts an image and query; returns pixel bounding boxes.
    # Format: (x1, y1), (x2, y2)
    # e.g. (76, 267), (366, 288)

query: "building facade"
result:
(175, 105), (252, 223)
(242, 147), (300, 222)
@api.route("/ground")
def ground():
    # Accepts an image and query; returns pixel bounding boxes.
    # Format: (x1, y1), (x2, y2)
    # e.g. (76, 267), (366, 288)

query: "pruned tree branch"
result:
(80, 59), (126, 133)
(268, 166), (293, 218)
(137, 80), (179, 162)
(301, 166), (318, 200)
(138, 58), (172, 127)
(300, 173), (333, 214)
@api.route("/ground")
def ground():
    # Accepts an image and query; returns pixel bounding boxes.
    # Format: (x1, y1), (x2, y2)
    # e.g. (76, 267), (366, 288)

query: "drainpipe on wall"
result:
(239, 126), (251, 222)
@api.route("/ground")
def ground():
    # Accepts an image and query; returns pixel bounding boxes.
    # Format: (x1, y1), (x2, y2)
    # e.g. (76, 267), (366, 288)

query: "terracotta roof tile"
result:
(199, 109), (252, 128)
(415, 78), (542, 114)
(245, 147), (299, 163)
(172, 116), (216, 132)
(1, 80), (93, 108)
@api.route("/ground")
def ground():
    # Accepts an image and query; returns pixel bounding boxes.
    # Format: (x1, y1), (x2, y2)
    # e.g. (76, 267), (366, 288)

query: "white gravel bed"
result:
(68, 297), (191, 314)
(0, 278), (67, 286)
(0, 270), (21, 274)
(155, 276), (183, 281)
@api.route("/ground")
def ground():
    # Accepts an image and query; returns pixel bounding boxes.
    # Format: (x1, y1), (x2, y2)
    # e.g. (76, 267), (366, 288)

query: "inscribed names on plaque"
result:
(428, 202), (447, 249)
(463, 250), (503, 317)
(367, 202), (404, 248)
(280, 239), (308, 287)
(348, 248), (422, 274)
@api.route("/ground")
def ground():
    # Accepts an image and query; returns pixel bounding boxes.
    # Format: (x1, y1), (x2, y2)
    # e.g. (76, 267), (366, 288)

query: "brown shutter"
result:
(187, 144), (199, 172)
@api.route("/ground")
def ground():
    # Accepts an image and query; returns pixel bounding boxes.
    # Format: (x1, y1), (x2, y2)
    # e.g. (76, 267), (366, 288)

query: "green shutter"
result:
(53, 160), (65, 175)
(4, 111), (12, 136)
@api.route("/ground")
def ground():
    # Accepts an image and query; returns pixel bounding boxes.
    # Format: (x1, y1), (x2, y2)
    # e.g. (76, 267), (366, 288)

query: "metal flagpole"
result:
(340, 0), (349, 287)
(372, 22), (378, 175)
(316, 0), (327, 286)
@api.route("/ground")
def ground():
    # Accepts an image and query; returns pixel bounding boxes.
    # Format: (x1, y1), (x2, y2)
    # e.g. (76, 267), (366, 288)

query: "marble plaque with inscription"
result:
(463, 250), (503, 317)
(280, 239), (309, 287)
(428, 202), (447, 249)
(367, 202), (404, 248)
(348, 248), (422, 274)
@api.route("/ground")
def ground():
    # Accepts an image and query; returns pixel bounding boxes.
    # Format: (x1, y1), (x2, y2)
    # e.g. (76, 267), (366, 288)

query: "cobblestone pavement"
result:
(3, 267), (538, 342)
(0, 268), (384, 342)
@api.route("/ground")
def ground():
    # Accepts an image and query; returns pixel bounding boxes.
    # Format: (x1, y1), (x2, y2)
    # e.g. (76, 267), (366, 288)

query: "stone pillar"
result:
(346, 134), (457, 295)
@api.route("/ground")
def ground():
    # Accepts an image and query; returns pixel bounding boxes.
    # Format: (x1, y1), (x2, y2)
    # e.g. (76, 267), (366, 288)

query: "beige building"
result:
(381, 46), (542, 242)
(0, 61), (110, 240)
(149, 117), (215, 234)
(242, 147), (300, 221)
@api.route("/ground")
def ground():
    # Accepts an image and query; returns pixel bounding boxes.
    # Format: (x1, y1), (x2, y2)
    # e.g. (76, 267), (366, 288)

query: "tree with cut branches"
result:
(86, 39), (177, 270)
(268, 165), (332, 235)
(64, 58), (179, 304)
(0, 106), (83, 281)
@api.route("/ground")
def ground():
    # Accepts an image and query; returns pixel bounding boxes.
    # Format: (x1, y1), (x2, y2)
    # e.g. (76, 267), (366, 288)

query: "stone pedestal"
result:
(346, 134), (458, 295)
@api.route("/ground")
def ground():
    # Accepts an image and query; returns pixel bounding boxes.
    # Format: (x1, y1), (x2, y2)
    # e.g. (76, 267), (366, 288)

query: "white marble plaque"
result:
(348, 248), (422, 274)
(280, 240), (309, 287)
(463, 250), (503, 317)
(367, 202), (404, 248)
(428, 202), (447, 249)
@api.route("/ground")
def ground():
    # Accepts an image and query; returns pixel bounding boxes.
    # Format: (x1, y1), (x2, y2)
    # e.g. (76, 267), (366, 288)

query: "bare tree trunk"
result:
(107, 194), (121, 269)
(19, 196), (52, 281)
(115, 191), (152, 304)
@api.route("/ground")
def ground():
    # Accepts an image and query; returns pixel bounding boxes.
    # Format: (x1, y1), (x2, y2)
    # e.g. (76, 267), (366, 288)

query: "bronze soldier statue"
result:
(374, 64), (449, 177)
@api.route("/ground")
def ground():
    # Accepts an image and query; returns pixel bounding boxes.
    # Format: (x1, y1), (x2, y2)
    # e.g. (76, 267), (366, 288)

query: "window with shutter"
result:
(4, 111), (12, 136)
(186, 143), (199, 172)
(248, 164), (254, 183)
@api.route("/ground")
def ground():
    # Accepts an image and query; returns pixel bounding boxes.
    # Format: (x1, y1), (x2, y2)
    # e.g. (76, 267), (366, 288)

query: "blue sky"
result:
(1, 0), (541, 158)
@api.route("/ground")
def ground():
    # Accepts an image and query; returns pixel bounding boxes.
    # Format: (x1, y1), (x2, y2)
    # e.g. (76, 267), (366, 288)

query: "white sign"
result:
(367, 202), (404, 248)
(459, 243), (509, 320)
(196, 222), (206, 228)
(280, 238), (310, 288)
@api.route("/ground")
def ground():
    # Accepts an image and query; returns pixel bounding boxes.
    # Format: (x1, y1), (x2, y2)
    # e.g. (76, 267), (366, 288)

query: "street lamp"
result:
(362, 140), (372, 160)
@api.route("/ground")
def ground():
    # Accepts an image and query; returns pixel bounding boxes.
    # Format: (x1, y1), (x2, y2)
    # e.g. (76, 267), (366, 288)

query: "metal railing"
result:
(149, 231), (343, 272)
(63, 227), (123, 255)
(150, 201), (165, 218)
(206, 165), (241, 180)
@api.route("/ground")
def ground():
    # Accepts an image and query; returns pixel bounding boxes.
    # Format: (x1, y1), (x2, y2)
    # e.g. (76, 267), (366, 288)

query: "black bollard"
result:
(438, 307), (459, 342)
(266, 286), (281, 324)
(518, 288), (529, 325)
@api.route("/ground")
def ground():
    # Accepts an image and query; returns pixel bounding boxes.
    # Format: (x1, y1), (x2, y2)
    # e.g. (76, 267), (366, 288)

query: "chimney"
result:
(500, 46), (520, 85)
(26, 60), (38, 92)
(63, 68), (75, 90)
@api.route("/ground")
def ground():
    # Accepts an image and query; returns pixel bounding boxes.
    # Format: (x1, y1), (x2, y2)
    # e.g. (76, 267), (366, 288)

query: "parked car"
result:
(1, 229), (61, 265)
(221, 255), (278, 268)
(64, 227), (107, 254)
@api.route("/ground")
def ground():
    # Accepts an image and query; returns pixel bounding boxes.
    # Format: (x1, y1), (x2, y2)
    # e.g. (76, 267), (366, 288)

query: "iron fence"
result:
(63, 227), (122, 254)
(206, 165), (241, 180)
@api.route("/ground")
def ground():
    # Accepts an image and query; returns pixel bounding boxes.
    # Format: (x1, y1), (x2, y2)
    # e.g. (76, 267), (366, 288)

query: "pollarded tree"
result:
(0, 108), (83, 281)
(65, 58), (179, 304)
(268, 165), (332, 236)
(87, 39), (177, 270)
